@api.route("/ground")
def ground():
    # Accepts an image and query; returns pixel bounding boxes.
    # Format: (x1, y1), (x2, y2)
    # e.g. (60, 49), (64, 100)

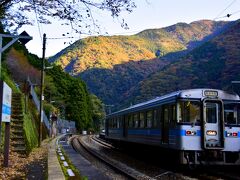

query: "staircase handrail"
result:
(27, 78), (50, 132)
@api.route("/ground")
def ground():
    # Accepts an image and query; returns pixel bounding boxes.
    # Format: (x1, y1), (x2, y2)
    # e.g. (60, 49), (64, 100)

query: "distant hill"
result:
(125, 20), (240, 106)
(49, 20), (228, 73)
(48, 20), (231, 108)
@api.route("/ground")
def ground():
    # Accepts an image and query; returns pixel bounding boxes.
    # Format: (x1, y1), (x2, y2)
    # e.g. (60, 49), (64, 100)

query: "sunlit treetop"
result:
(0, 0), (136, 33)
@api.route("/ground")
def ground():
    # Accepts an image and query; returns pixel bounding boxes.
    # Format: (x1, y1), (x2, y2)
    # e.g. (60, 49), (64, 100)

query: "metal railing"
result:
(27, 79), (77, 134)
(28, 79), (50, 132)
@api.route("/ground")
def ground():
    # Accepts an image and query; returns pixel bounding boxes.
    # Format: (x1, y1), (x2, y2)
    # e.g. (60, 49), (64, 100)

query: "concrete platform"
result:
(60, 139), (110, 180)
(48, 137), (65, 180)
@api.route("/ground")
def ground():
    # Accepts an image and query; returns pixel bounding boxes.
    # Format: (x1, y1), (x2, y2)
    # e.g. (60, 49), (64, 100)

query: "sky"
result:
(18, 0), (240, 57)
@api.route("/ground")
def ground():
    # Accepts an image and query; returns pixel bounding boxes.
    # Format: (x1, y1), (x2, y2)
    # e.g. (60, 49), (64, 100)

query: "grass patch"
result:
(1, 63), (21, 93)
(0, 123), (5, 153)
(24, 112), (38, 153)
(57, 142), (86, 180)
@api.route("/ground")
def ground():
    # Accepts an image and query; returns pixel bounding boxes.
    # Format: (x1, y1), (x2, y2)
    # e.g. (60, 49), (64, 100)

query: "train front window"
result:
(225, 110), (234, 124)
(206, 103), (218, 123)
(224, 103), (239, 125)
(178, 101), (200, 123)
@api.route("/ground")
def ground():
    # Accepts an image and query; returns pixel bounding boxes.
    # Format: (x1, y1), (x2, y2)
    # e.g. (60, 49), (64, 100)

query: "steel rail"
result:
(72, 135), (158, 180)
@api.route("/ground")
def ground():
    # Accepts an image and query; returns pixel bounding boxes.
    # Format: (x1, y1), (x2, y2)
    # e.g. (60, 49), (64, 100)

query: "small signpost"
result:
(0, 31), (31, 167)
(0, 81), (12, 167)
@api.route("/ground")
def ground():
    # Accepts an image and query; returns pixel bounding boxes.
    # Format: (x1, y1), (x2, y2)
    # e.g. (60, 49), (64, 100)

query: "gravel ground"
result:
(0, 140), (48, 179)
(79, 135), (186, 179)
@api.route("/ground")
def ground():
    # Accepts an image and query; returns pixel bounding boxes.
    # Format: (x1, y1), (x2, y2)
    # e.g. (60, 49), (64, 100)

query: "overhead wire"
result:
(214, 9), (240, 20)
(32, 0), (43, 43)
(213, 0), (238, 20)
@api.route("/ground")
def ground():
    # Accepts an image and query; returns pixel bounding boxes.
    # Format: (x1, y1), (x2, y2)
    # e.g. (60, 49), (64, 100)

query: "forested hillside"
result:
(126, 20), (240, 105)
(5, 46), (96, 131)
(49, 20), (230, 109)
(50, 20), (228, 74)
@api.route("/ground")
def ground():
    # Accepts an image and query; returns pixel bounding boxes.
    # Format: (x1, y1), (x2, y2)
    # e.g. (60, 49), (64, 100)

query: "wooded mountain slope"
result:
(126, 20), (240, 105)
(49, 20), (228, 74)
(49, 20), (232, 109)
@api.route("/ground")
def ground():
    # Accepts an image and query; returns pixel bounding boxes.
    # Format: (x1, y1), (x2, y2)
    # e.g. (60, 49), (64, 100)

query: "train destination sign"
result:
(204, 90), (218, 97)
(0, 81), (12, 122)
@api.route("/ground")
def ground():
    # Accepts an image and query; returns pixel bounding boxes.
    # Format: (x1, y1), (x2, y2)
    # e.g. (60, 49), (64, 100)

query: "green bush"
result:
(24, 113), (38, 152)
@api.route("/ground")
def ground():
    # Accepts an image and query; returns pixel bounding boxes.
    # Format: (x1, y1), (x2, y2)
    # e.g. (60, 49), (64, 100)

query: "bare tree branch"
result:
(0, 0), (136, 33)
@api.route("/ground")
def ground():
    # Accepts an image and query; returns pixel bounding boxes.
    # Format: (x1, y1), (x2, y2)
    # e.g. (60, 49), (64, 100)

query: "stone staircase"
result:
(10, 93), (26, 155)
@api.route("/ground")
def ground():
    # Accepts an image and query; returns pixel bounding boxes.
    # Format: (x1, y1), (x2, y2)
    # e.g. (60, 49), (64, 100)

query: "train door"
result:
(162, 105), (169, 144)
(203, 100), (224, 149)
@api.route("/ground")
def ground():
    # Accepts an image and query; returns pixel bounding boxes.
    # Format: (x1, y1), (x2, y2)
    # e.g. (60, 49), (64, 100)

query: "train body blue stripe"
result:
(109, 129), (239, 138)
(170, 129), (201, 136)
(127, 129), (202, 136)
(224, 131), (240, 138)
(128, 129), (160, 136)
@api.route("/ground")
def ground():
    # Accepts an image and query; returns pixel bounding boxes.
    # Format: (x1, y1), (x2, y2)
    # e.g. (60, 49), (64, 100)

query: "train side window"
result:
(112, 118), (115, 128)
(117, 117), (120, 128)
(224, 104), (237, 124)
(112, 118), (114, 128)
(113, 118), (117, 128)
(134, 113), (139, 128)
(128, 114), (133, 128)
(163, 106), (169, 123)
(169, 104), (177, 126)
(110, 118), (113, 128)
(108, 119), (111, 128)
(115, 118), (118, 128)
(179, 101), (200, 123)
(139, 112), (145, 128)
(153, 109), (159, 128)
(119, 116), (123, 128)
(225, 110), (235, 124)
(147, 110), (153, 128)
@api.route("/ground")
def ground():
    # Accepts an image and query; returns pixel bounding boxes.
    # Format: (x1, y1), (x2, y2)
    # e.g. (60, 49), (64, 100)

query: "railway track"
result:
(91, 136), (114, 149)
(199, 166), (240, 180)
(71, 135), (240, 180)
(72, 137), (160, 179)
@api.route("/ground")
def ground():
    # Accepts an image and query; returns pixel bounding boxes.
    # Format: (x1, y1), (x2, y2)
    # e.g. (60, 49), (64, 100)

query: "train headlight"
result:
(186, 130), (196, 136)
(227, 132), (231, 137)
(206, 130), (217, 136)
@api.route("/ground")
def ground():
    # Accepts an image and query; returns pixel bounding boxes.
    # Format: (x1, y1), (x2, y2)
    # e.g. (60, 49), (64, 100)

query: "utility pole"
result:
(39, 33), (46, 147)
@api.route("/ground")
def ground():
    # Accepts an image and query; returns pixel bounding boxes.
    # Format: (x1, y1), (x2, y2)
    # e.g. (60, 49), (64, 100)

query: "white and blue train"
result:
(105, 89), (240, 165)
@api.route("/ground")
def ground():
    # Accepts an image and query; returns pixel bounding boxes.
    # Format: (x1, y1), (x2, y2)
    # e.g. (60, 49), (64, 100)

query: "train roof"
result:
(107, 89), (240, 117)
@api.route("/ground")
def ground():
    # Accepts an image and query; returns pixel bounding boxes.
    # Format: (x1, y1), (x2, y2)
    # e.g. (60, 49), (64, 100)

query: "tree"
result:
(0, 0), (136, 32)
(90, 94), (105, 131)
(155, 49), (161, 58)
